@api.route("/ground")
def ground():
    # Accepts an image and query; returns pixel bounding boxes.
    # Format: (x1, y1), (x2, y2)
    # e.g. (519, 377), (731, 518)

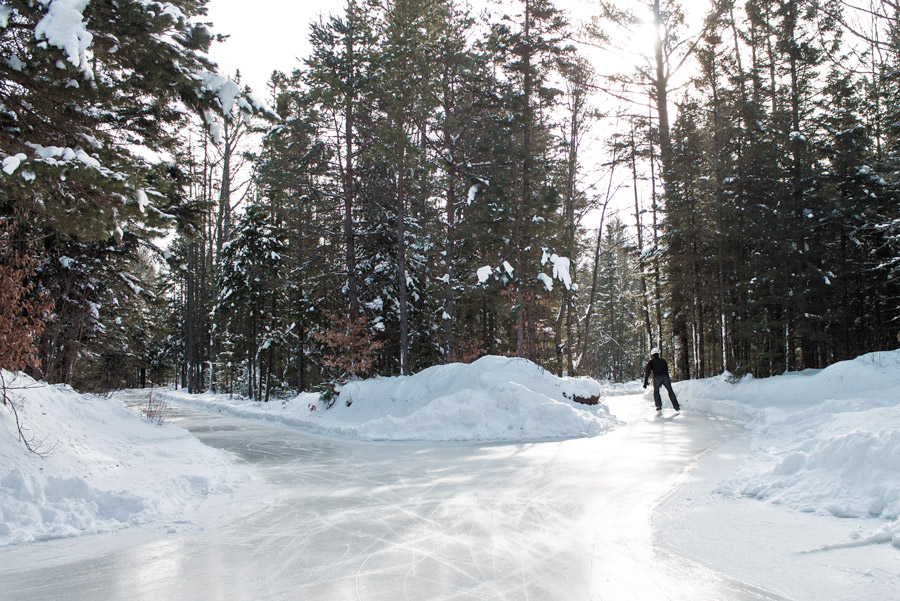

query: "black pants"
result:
(653, 374), (680, 411)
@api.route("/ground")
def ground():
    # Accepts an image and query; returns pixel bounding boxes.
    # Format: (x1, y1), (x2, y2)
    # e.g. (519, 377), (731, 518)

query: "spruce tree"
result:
(216, 204), (286, 400)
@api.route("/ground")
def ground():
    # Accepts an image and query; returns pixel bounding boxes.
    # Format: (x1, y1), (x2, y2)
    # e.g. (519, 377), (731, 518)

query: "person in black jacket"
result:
(643, 347), (680, 413)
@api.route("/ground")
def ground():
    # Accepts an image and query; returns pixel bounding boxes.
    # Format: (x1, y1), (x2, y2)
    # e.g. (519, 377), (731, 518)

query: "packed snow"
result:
(540, 250), (573, 290)
(0, 372), (248, 547)
(550, 254), (572, 289)
(158, 355), (618, 442)
(1, 153), (25, 175)
(537, 271), (554, 291)
(195, 71), (242, 116)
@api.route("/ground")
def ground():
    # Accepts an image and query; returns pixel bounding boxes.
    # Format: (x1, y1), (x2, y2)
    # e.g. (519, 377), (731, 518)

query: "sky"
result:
(205, 0), (328, 99)
(203, 0), (709, 98)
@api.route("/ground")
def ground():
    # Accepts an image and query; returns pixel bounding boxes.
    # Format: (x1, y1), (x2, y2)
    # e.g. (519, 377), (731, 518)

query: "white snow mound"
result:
(0, 372), (247, 546)
(160, 356), (618, 442)
(674, 350), (900, 521)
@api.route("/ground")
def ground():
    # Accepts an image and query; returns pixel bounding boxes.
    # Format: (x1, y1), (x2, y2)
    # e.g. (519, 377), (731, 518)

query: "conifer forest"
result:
(2, 0), (899, 397)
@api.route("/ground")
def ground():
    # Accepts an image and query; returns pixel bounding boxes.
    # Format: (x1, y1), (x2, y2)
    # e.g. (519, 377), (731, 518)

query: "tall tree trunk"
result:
(648, 112), (664, 348)
(554, 302), (565, 377)
(578, 190), (612, 370)
(199, 240), (208, 391)
(786, 0), (808, 371)
(520, 0), (535, 360)
(264, 346), (273, 402)
(708, 47), (729, 374)
(443, 174), (456, 362)
(631, 127), (653, 350)
(344, 0), (360, 325)
(296, 194), (308, 392)
(397, 147), (410, 376)
(560, 70), (583, 375)
(216, 120), (235, 258)
(652, 0), (689, 380)
(442, 82), (457, 362)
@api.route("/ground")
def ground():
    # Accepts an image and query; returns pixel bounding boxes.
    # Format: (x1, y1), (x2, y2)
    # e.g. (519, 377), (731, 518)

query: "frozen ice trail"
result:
(0, 391), (787, 601)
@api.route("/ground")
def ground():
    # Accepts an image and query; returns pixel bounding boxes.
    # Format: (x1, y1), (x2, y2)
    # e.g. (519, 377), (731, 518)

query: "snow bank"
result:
(160, 356), (619, 442)
(0, 372), (247, 546)
(675, 351), (900, 525)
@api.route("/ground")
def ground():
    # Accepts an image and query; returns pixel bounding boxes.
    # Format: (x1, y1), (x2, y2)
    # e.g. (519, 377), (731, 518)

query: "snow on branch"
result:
(34, 0), (95, 79)
(476, 261), (516, 286)
(540, 249), (573, 291)
(196, 72), (279, 144)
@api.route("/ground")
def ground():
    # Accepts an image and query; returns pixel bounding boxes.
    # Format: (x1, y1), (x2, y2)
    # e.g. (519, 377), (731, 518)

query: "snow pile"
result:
(0, 372), (248, 546)
(160, 356), (618, 442)
(676, 350), (900, 524)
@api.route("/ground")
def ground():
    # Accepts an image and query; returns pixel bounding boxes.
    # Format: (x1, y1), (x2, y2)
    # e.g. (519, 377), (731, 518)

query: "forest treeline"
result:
(1, 0), (898, 397)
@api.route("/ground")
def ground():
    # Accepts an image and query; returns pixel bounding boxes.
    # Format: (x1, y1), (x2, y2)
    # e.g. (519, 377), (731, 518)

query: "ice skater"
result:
(643, 347), (680, 414)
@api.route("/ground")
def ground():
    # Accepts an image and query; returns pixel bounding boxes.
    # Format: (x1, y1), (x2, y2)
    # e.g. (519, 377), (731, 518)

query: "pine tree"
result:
(816, 67), (881, 360)
(372, 0), (444, 375)
(305, 0), (379, 328)
(555, 55), (596, 375)
(427, 0), (491, 363)
(584, 218), (644, 381)
(487, 0), (572, 361)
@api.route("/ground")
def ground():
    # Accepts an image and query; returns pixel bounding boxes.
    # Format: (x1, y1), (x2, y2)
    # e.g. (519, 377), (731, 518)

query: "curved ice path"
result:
(0, 391), (786, 601)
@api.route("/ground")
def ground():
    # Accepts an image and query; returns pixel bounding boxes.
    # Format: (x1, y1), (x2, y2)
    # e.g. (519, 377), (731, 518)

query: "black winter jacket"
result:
(643, 356), (670, 385)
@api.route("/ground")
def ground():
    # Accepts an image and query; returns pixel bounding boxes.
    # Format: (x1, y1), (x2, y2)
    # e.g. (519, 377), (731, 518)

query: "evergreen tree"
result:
(372, 0), (443, 375)
(427, 0), (493, 363)
(254, 73), (332, 392)
(487, 0), (572, 361)
(305, 0), (380, 334)
(216, 204), (286, 401)
(584, 218), (644, 380)
(0, 0), (267, 387)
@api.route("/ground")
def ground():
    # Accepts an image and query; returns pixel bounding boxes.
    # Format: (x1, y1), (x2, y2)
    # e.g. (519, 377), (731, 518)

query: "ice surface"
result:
(0, 395), (785, 601)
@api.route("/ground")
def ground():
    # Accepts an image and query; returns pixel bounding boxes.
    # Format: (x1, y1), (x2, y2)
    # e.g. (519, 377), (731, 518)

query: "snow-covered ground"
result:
(0, 371), (249, 546)
(679, 350), (900, 537)
(1, 351), (899, 600)
(656, 350), (900, 599)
